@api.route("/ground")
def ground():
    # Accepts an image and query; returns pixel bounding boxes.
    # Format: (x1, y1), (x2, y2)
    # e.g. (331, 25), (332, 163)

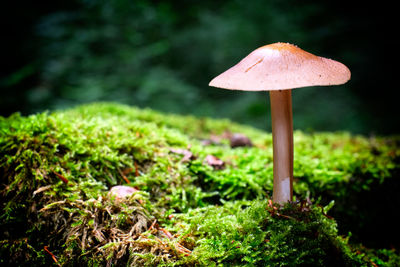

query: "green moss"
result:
(1, 102), (399, 266)
(176, 200), (365, 266)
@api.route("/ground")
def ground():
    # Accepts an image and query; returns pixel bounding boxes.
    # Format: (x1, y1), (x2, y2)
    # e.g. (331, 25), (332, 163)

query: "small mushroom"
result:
(109, 185), (138, 200)
(209, 42), (350, 204)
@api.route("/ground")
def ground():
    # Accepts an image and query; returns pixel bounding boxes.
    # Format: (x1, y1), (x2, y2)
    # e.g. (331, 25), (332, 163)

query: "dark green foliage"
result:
(359, 247), (400, 267)
(5, 0), (398, 134)
(1, 103), (399, 265)
(0, 238), (46, 266)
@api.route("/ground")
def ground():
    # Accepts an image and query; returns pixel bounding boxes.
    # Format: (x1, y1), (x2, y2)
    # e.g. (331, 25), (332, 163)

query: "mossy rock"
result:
(1, 102), (399, 266)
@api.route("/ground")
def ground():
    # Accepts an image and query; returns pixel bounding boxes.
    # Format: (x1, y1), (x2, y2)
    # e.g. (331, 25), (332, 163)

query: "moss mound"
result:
(1, 102), (399, 266)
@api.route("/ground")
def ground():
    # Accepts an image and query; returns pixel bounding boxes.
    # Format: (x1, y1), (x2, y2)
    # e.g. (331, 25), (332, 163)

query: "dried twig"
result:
(117, 168), (130, 183)
(53, 171), (69, 184)
(43, 246), (61, 266)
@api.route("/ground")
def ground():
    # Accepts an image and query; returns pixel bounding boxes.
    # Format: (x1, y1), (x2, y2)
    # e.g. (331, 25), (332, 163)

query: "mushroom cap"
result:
(109, 185), (138, 199)
(209, 42), (351, 91)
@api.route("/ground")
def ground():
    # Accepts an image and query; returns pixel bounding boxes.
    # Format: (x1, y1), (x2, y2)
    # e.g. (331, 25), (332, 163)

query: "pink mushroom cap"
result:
(209, 42), (350, 91)
(109, 185), (138, 199)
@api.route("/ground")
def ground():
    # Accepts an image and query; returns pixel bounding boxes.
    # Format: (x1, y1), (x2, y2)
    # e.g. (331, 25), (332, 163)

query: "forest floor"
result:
(1, 102), (399, 266)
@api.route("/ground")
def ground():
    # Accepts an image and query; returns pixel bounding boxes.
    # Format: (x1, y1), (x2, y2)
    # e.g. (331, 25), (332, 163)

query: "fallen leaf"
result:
(230, 133), (253, 148)
(170, 148), (195, 162)
(201, 134), (222, 146)
(205, 155), (225, 170)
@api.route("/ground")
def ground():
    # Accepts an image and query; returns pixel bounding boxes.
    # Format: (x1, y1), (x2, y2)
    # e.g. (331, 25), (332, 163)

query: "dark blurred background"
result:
(1, 0), (399, 135)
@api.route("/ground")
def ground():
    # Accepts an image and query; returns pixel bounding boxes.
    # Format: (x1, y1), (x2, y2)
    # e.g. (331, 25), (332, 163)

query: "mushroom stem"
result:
(269, 89), (293, 204)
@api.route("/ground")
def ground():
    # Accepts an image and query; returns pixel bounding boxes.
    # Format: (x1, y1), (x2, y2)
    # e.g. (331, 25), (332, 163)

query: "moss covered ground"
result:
(1, 102), (399, 266)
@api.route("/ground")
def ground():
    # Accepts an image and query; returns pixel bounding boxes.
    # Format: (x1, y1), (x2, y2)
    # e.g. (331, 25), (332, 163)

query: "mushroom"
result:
(209, 42), (350, 204)
(109, 185), (138, 200)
